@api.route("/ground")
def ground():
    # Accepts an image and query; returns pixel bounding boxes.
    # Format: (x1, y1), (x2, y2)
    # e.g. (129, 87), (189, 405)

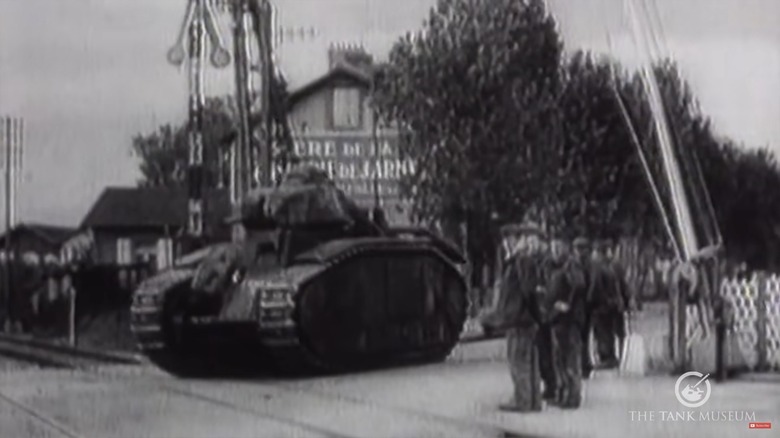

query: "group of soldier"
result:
(482, 220), (633, 412)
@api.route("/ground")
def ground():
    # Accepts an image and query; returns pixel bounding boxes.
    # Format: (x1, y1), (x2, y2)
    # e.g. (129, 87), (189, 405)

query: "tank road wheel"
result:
(130, 269), (213, 378)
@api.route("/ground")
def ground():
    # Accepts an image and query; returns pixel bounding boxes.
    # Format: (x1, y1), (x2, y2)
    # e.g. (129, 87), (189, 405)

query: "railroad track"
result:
(0, 389), (86, 438)
(0, 335), (141, 370)
(90, 364), (537, 438)
(0, 339), (538, 438)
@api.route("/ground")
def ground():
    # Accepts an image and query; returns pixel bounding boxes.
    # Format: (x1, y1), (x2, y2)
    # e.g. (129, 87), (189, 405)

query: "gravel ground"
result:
(1, 347), (776, 438)
(0, 357), (38, 373)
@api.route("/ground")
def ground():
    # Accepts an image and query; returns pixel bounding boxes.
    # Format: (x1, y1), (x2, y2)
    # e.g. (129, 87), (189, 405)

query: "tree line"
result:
(371, 0), (780, 272)
(131, 0), (780, 274)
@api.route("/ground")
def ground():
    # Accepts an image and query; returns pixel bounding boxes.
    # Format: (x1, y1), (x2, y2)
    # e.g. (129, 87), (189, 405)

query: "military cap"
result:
(573, 236), (590, 248)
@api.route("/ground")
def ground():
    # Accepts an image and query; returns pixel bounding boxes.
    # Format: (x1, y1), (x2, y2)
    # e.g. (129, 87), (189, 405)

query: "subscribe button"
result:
(749, 422), (772, 429)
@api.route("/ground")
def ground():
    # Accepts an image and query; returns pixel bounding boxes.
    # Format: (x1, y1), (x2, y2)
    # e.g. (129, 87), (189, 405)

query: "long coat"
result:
(547, 259), (588, 327)
(483, 253), (548, 331)
(588, 260), (630, 312)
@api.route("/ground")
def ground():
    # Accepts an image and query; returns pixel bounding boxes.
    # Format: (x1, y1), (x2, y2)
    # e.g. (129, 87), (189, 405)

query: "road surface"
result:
(1, 338), (778, 438)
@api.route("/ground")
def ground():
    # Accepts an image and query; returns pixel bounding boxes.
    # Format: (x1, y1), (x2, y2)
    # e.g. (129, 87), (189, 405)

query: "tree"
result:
(377, 0), (780, 273)
(615, 60), (741, 255)
(374, 0), (564, 275)
(131, 97), (235, 189)
(714, 144), (780, 269)
(537, 51), (644, 240)
(566, 57), (780, 269)
(132, 75), (294, 190)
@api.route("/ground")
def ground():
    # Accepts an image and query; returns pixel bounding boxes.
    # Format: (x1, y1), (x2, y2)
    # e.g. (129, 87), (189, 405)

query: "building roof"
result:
(0, 223), (77, 247)
(80, 186), (232, 230)
(288, 62), (373, 108)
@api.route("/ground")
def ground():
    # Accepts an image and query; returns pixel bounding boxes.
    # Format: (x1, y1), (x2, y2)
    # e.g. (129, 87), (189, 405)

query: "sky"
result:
(0, 0), (778, 227)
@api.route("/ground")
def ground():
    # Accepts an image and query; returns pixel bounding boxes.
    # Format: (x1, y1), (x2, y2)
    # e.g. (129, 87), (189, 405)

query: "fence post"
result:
(68, 279), (77, 347)
(755, 272), (768, 371)
(714, 259), (726, 382)
(669, 263), (689, 374)
(676, 285), (688, 373)
(669, 268), (682, 370)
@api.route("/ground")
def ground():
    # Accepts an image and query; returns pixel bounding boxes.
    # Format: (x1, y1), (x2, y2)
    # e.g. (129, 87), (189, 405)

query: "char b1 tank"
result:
(129, 167), (469, 376)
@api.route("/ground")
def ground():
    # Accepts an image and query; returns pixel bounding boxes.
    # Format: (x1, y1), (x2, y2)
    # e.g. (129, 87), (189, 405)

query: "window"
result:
(156, 238), (174, 271)
(116, 238), (133, 266)
(332, 87), (362, 129)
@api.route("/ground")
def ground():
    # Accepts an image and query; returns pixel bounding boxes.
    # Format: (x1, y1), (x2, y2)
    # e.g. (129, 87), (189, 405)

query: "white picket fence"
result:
(686, 272), (780, 371)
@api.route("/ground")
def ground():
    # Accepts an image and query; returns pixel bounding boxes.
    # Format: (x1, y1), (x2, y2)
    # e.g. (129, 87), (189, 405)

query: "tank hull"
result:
(130, 239), (468, 376)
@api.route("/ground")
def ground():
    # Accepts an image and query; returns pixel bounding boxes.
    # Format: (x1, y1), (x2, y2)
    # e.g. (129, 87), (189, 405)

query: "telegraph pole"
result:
(242, 0), (275, 189)
(168, 0), (230, 245)
(1, 116), (22, 331)
(256, 0), (274, 188)
(3, 118), (11, 330)
(188, 1), (207, 239)
(169, 0), (317, 242)
(230, 0), (253, 206)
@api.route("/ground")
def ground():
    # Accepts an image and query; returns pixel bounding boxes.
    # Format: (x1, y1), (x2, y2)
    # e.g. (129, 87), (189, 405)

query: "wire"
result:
(642, 0), (724, 257)
(610, 70), (681, 259)
(647, 0), (671, 57)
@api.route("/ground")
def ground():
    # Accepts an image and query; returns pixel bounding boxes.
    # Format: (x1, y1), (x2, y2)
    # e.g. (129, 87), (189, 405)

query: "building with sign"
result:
(285, 44), (414, 225)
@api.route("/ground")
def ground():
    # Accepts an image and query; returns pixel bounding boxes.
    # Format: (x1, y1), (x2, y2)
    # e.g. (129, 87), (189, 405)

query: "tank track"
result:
(279, 242), (468, 374)
(129, 267), (323, 377)
(129, 268), (214, 377)
(263, 330), (453, 376)
(265, 338), (332, 376)
(130, 269), (193, 351)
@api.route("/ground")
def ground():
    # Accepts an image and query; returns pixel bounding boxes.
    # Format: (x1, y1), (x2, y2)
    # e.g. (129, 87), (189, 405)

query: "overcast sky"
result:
(0, 0), (778, 226)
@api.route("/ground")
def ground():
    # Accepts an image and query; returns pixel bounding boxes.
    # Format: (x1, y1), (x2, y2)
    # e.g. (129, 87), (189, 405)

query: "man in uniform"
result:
(537, 233), (570, 402)
(589, 240), (631, 368)
(483, 222), (549, 412)
(548, 236), (589, 408)
(570, 237), (594, 379)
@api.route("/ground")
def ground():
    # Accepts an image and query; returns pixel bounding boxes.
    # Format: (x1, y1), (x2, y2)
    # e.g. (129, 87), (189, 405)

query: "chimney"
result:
(328, 42), (374, 72)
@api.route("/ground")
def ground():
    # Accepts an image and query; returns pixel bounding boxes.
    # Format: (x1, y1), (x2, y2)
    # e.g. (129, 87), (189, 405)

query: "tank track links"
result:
(265, 340), (334, 377)
(275, 242), (467, 375)
(129, 268), (213, 377)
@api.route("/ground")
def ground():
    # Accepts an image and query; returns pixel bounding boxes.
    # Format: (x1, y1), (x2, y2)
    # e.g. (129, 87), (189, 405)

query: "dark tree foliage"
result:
(373, 0), (564, 272)
(374, 0), (780, 271)
(543, 52), (640, 240)
(132, 97), (234, 189)
(716, 145), (780, 269)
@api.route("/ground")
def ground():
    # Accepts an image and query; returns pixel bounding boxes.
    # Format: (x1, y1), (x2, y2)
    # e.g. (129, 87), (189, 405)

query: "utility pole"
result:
(168, 0), (230, 244)
(242, 0), (274, 189)
(170, 0), (315, 243)
(3, 118), (11, 330)
(1, 116), (22, 332)
(256, 0), (274, 188)
(229, 0), (293, 235)
(230, 0), (254, 206)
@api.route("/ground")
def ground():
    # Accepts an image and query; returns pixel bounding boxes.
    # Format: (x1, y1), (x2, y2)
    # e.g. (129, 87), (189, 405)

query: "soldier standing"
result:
(548, 236), (589, 408)
(538, 234), (569, 401)
(569, 237), (594, 379)
(590, 240), (631, 368)
(483, 222), (549, 412)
